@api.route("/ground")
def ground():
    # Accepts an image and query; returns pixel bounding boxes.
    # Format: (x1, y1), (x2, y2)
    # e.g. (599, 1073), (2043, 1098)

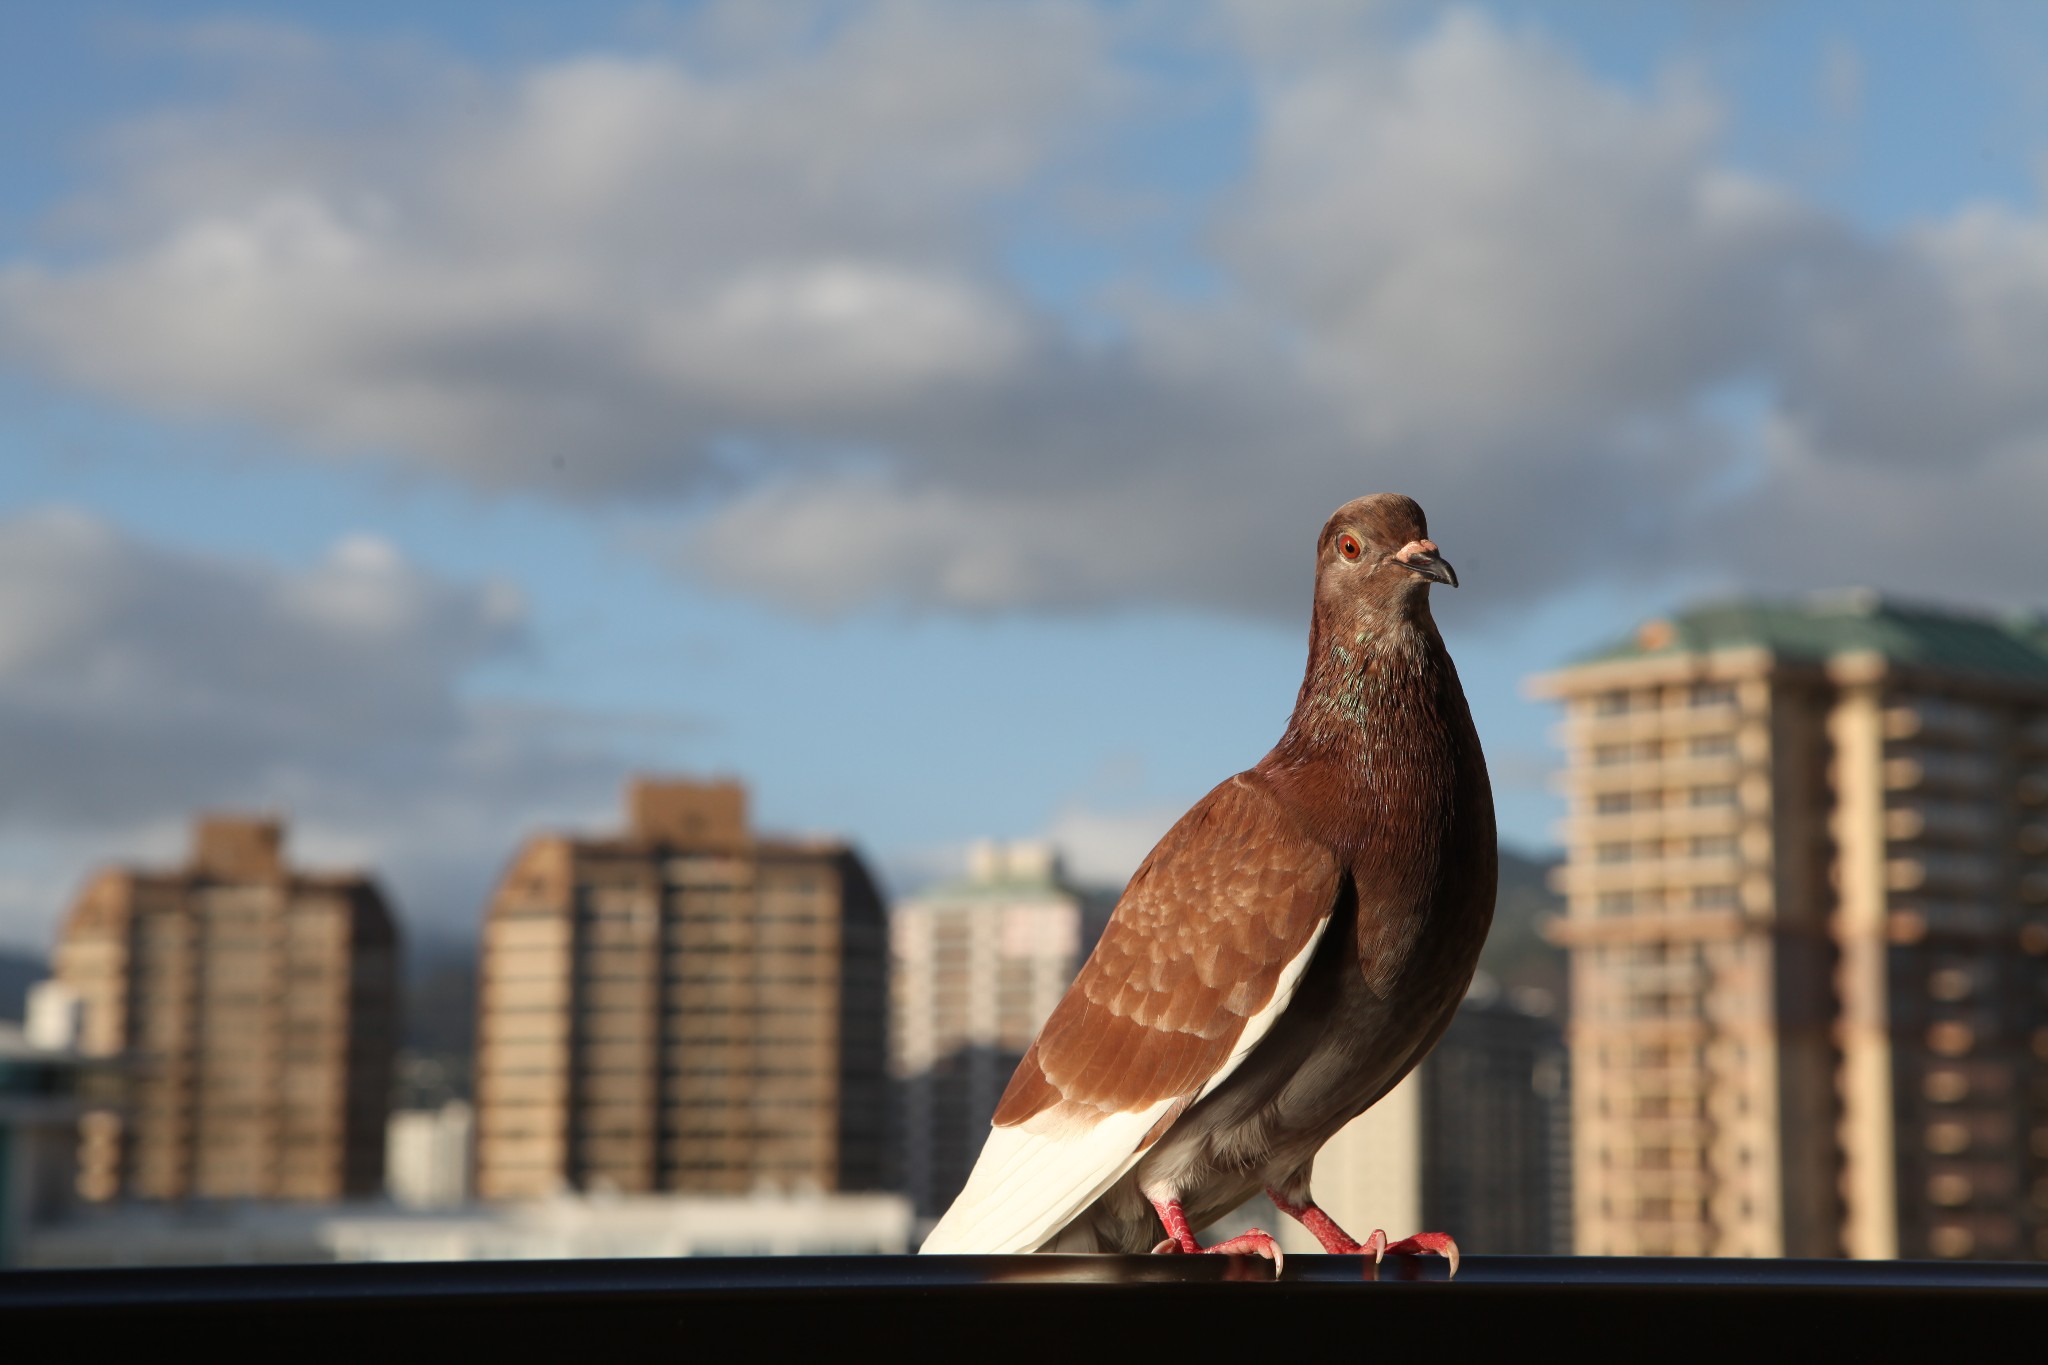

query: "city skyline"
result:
(19, 580), (2048, 1267)
(6, 2), (2048, 951)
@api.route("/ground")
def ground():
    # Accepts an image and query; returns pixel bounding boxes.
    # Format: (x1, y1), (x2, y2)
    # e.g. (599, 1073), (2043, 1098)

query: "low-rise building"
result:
(16, 1190), (915, 1266)
(0, 983), (115, 1266)
(387, 1101), (474, 1209)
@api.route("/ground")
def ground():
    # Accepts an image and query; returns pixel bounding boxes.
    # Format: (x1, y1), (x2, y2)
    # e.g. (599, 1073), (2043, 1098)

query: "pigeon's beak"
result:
(1393, 539), (1458, 588)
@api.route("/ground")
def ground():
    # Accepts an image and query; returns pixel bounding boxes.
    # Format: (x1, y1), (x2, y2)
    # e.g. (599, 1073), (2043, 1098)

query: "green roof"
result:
(1576, 592), (2048, 681)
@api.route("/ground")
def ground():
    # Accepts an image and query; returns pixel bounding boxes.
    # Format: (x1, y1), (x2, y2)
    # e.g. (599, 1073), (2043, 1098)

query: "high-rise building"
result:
(52, 816), (399, 1203)
(473, 778), (886, 1200)
(888, 841), (1086, 1219)
(1532, 594), (2048, 1259)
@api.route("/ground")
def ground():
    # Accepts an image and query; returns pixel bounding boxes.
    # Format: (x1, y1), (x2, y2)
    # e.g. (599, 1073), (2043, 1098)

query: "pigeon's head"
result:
(1314, 493), (1457, 621)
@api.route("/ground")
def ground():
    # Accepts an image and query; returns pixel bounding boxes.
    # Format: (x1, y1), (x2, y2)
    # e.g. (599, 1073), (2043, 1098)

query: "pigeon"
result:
(919, 494), (1495, 1270)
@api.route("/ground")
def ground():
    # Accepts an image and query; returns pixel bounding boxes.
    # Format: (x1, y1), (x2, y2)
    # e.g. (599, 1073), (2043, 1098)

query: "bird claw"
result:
(1202, 1229), (1285, 1276)
(1150, 1228), (1283, 1276)
(1382, 1231), (1460, 1278)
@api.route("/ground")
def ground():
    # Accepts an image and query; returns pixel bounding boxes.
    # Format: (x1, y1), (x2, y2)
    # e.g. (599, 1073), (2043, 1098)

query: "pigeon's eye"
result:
(1338, 533), (1363, 561)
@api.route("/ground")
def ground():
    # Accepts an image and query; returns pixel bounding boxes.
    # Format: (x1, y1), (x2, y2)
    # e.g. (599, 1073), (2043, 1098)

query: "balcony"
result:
(1558, 705), (1753, 746)
(1562, 754), (1749, 798)
(1553, 855), (1749, 895)
(1558, 806), (1747, 844)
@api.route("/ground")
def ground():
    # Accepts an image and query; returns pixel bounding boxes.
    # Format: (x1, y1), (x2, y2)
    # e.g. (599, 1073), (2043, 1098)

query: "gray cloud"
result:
(2, 5), (2044, 619)
(0, 510), (626, 942)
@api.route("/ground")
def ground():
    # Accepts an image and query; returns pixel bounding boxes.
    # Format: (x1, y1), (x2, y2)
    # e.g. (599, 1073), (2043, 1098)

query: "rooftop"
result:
(1572, 592), (2048, 681)
(902, 839), (1079, 905)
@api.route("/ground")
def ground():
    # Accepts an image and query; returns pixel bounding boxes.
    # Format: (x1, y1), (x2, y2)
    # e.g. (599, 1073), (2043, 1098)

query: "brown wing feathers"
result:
(991, 775), (1341, 1127)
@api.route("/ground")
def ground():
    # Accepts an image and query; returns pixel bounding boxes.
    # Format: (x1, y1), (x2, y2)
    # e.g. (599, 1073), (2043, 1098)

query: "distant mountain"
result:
(398, 930), (479, 1105)
(0, 948), (48, 1022)
(1477, 846), (1567, 1010)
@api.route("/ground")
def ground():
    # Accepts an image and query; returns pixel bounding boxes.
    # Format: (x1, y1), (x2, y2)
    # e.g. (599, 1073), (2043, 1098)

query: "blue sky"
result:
(3, 1), (2046, 948)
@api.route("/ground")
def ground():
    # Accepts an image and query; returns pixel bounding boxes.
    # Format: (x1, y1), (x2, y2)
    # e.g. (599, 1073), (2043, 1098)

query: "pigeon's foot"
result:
(1148, 1198), (1285, 1275)
(1383, 1231), (1460, 1277)
(1266, 1187), (1364, 1254)
(1265, 1186), (1459, 1277)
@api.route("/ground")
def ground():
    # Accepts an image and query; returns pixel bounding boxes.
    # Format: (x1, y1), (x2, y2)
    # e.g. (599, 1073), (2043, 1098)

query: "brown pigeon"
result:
(919, 494), (1495, 1269)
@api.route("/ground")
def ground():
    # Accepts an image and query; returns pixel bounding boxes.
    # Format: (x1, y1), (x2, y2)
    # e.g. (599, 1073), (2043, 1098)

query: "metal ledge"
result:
(5, 1255), (2045, 1359)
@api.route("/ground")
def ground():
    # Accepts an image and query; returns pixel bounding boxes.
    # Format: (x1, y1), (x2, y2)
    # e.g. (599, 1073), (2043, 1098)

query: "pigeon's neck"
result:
(1259, 602), (1459, 849)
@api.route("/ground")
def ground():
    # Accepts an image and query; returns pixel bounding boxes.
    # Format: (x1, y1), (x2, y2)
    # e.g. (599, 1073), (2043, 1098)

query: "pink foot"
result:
(1384, 1231), (1460, 1278)
(1203, 1230), (1285, 1272)
(1263, 1187), (1459, 1278)
(1148, 1198), (1285, 1276)
(1268, 1188), (1364, 1255)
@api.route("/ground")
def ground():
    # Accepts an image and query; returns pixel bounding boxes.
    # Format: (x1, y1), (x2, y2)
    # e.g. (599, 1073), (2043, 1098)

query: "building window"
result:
(1692, 884), (1739, 909)
(1689, 733), (1737, 758)
(1691, 785), (1738, 808)
(1597, 892), (1636, 916)
(1594, 744), (1630, 766)
(1691, 834), (1737, 858)
(1690, 682), (1737, 708)
(1595, 691), (1631, 715)
(1597, 843), (1633, 864)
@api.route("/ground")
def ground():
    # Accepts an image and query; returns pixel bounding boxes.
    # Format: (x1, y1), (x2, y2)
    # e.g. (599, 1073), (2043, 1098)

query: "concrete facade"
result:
(51, 817), (398, 1204)
(473, 778), (887, 1199)
(387, 1101), (475, 1209)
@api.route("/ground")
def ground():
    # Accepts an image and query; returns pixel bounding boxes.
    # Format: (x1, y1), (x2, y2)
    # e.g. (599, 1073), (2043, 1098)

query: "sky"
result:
(4, 0), (2048, 951)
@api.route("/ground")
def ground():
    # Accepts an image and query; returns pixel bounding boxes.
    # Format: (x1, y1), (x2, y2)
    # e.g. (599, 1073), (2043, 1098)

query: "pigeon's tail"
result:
(916, 1108), (1164, 1254)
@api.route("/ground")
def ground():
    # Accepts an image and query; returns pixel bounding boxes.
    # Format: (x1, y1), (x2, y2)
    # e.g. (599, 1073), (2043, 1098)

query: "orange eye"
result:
(1338, 533), (1362, 561)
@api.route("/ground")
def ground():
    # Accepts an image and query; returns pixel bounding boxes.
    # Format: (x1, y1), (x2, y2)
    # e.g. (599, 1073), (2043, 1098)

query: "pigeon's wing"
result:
(919, 772), (1342, 1253)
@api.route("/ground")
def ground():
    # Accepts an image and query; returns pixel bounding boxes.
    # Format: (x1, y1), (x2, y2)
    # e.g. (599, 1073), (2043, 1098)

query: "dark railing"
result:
(5, 1255), (2046, 1358)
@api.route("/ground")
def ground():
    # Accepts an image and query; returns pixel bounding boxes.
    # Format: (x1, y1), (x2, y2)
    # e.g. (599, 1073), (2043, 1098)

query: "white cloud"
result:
(0, 3), (1113, 498)
(2, 5), (2045, 619)
(880, 800), (1179, 901)
(0, 510), (626, 946)
(1040, 801), (1182, 889)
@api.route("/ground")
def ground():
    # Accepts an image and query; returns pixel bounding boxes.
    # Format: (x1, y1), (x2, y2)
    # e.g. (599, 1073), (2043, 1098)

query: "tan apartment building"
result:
(888, 840), (1087, 1219)
(52, 816), (399, 1202)
(474, 778), (887, 1199)
(1532, 593), (2048, 1259)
